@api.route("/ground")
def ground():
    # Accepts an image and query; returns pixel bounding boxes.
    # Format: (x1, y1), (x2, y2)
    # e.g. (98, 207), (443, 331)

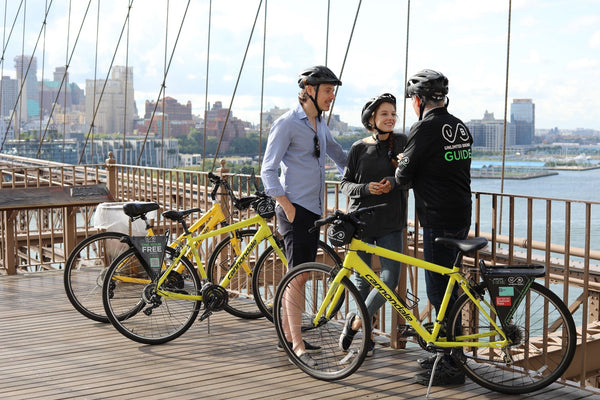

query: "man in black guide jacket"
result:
(395, 69), (473, 387)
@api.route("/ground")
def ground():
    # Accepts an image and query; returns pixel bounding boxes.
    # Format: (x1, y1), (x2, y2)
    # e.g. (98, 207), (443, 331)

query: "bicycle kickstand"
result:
(426, 353), (444, 399)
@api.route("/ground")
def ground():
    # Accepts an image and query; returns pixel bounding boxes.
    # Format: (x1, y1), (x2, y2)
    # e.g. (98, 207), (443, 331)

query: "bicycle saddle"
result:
(122, 202), (160, 218)
(435, 236), (488, 253)
(162, 207), (202, 222)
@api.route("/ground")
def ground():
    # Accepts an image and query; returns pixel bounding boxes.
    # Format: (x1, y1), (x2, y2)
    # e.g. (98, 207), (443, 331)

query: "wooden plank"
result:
(0, 272), (598, 400)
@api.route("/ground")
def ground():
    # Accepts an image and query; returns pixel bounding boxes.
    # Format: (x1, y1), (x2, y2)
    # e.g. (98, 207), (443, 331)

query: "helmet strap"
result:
(418, 97), (426, 121)
(308, 85), (322, 121)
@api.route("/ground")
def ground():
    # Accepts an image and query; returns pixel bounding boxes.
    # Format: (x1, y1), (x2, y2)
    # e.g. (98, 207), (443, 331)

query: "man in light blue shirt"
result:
(261, 65), (346, 366)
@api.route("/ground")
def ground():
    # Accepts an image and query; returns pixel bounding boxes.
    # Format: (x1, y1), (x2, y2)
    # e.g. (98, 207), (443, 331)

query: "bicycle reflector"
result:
(327, 219), (355, 247)
(253, 196), (276, 219)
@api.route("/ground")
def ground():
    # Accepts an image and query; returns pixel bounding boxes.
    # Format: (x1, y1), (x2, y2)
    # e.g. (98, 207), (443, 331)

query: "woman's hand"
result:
(368, 178), (391, 195)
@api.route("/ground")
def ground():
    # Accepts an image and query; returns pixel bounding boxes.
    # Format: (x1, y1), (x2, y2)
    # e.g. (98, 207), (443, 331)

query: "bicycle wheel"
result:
(253, 240), (343, 322)
(273, 262), (370, 381)
(206, 229), (264, 319)
(103, 247), (202, 345)
(64, 231), (129, 322)
(447, 281), (576, 394)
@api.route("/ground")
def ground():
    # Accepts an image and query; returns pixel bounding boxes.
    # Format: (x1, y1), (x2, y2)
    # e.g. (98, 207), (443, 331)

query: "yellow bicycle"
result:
(101, 172), (341, 344)
(273, 205), (576, 395)
(64, 173), (245, 323)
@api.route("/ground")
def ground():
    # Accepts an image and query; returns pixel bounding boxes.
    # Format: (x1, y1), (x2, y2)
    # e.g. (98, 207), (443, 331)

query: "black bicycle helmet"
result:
(298, 65), (342, 88)
(405, 69), (448, 101)
(361, 93), (396, 130)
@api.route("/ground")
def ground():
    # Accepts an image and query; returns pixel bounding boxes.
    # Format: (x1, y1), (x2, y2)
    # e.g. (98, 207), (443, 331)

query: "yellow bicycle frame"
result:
(315, 237), (509, 350)
(156, 213), (287, 301)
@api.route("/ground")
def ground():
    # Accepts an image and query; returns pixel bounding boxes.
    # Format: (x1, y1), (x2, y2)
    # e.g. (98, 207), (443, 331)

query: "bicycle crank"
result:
(199, 283), (228, 321)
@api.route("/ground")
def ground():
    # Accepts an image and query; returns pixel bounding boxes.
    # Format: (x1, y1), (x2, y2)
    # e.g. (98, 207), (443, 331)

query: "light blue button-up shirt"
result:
(261, 103), (347, 216)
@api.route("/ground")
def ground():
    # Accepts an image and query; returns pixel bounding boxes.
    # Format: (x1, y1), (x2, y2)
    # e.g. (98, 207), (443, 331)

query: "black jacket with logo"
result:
(341, 133), (407, 237)
(395, 107), (472, 229)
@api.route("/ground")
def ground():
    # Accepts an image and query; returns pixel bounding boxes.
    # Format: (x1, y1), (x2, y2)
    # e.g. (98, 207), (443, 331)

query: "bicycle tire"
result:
(253, 240), (343, 322)
(447, 281), (576, 394)
(103, 247), (202, 345)
(273, 262), (370, 381)
(63, 231), (129, 322)
(206, 229), (263, 319)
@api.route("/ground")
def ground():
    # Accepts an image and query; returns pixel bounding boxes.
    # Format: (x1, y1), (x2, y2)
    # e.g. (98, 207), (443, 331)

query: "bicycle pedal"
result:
(199, 310), (213, 321)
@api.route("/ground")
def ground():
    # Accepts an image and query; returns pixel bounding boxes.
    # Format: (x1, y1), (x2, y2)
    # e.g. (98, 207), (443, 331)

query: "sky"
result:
(2, 0), (600, 132)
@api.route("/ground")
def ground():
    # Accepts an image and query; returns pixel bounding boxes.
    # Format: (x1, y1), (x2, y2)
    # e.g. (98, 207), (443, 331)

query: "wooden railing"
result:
(1, 153), (599, 390)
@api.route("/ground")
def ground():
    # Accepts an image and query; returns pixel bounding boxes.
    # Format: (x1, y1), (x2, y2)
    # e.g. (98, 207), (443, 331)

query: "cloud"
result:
(590, 31), (600, 48)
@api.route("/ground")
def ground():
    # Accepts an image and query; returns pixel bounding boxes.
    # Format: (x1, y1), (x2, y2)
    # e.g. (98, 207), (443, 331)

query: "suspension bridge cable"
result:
(79, 0), (132, 164)
(401, 0), (410, 135)
(0, 0), (6, 137)
(39, 0), (47, 158)
(325, 0), (330, 66)
(210, 0), (263, 172)
(35, 0), (92, 159)
(257, 0), (267, 170)
(91, 0), (100, 164)
(17, 0), (25, 155)
(136, 0), (191, 166)
(122, 0), (131, 164)
(62, 0), (72, 163)
(498, 0), (513, 239)
(0, 0), (23, 141)
(327, 0), (362, 126)
(0, 0), (55, 153)
(201, 0), (212, 170)
(160, 0), (169, 169)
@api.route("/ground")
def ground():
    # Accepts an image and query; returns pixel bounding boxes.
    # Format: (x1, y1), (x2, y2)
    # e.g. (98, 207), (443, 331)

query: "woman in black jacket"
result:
(338, 93), (407, 356)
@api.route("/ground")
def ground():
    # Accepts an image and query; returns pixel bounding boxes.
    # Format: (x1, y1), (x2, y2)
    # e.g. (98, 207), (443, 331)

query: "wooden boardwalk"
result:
(1, 272), (598, 400)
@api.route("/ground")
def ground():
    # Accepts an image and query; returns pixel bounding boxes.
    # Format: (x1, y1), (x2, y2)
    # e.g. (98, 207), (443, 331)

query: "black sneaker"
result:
(277, 340), (322, 354)
(413, 362), (465, 386)
(339, 312), (358, 351)
(417, 355), (437, 370)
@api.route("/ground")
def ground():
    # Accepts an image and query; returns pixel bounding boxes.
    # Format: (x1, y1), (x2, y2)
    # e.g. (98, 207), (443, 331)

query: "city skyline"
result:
(1, 0), (599, 132)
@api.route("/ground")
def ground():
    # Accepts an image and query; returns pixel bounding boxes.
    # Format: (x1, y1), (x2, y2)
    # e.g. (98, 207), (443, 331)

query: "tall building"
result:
(85, 66), (136, 134)
(467, 111), (515, 151)
(511, 99), (535, 146)
(142, 96), (194, 137)
(203, 101), (250, 152)
(13, 55), (40, 123)
(1, 76), (18, 118)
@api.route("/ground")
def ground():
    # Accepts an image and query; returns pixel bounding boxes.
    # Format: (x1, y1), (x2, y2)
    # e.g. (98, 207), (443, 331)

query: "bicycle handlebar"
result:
(310, 204), (387, 233)
(208, 171), (272, 212)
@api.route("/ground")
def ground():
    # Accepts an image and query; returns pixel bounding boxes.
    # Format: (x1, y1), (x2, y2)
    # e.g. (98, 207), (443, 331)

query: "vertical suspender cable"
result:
(160, 0), (169, 168)
(325, 0), (330, 66)
(257, 0), (267, 170)
(210, 0), (263, 172)
(0, 0), (25, 149)
(327, 0), (362, 126)
(201, 0), (212, 170)
(136, 0), (191, 166)
(91, 0), (100, 164)
(79, 0), (129, 164)
(122, 3), (131, 163)
(17, 0), (25, 155)
(0, 0), (7, 133)
(401, 0), (410, 134)
(500, 0), (512, 193)
(498, 0), (512, 237)
(62, 0), (71, 163)
(2, 1), (54, 154)
(39, 0), (47, 157)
